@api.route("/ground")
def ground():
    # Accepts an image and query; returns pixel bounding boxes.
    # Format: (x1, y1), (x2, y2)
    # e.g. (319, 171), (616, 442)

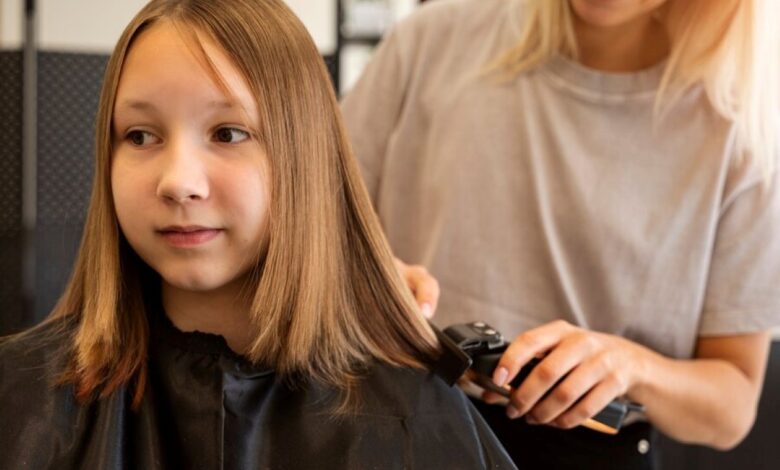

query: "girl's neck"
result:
(162, 276), (255, 354)
(573, 13), (670, 73)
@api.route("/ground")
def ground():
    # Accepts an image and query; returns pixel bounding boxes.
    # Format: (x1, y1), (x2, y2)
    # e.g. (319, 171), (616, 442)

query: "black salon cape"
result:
(0, 315), (516, 469)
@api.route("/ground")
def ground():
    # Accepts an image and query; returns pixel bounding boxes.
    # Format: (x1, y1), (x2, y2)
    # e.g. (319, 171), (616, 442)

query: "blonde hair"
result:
(50, 0), (438, 409)
(495, 0), (779, 176)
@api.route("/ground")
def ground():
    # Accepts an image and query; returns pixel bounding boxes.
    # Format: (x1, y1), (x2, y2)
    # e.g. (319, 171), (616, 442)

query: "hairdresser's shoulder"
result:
(0, 315), (76, 374)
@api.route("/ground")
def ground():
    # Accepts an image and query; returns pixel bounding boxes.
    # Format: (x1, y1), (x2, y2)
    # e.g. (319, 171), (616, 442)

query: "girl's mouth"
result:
(158, 226), (223, 247)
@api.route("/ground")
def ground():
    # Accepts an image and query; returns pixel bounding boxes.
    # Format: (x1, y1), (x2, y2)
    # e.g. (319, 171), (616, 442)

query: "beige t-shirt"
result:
(341, 0), (780, 358)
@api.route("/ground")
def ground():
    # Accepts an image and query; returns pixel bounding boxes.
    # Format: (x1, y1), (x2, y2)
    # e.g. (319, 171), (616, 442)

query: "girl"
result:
(342, 0), (780, 468)
(0, 1), (515, 468)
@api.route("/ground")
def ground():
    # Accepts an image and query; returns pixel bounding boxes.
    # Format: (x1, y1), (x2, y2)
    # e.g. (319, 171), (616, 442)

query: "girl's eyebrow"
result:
(115, 99), (237, 111)
(115, 100), (157, 112)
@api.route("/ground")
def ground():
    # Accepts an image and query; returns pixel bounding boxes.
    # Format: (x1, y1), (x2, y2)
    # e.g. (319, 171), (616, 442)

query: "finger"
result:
(552, 375), (623, 430)
(510, 333), (601, 417)
(406, 266), (439, 317)
(481, 389), (509, 405)
(524, 355), (609, 424)
(493, 320), (575, 388)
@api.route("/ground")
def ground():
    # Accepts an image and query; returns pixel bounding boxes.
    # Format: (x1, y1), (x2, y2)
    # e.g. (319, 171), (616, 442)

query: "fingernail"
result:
(493, 367), (508, 387)
(507, 405), (520, 419)
(525, 416), (538, 425)
(421, 303), (432, 318)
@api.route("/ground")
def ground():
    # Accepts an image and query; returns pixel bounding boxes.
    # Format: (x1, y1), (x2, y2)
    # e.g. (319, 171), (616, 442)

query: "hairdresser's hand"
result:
(393, 257), (439, 319)
(484, 320), (647, 429)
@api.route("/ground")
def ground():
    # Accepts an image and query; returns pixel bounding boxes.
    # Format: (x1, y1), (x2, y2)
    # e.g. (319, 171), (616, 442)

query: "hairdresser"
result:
(342, 0), (780, 467)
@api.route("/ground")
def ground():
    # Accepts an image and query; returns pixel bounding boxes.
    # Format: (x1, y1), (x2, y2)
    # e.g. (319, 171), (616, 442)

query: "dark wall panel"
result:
(659, 342), (780, 469)
(0, 50), (24, 335)
(35, 51), (107, 321)
(322, 53), (338, 92)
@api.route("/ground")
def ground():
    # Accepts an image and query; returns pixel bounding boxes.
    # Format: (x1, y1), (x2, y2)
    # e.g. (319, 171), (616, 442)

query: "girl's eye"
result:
(126, 130), (160, 147)
(214, 127), (250, 144)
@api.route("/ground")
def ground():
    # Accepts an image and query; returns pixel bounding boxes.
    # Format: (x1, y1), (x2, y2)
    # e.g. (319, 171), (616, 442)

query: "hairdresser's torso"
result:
(342, 0), (772, 359)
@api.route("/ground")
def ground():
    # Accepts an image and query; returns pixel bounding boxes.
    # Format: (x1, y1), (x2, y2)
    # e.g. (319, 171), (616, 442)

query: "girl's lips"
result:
(158, 228), (222, 247)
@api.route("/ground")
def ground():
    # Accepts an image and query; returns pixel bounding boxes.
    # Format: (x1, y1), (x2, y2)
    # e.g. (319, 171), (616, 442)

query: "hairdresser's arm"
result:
(487, 321), (769, 450)
(394, 258), (439, 318)
(630, 332), (768, 449)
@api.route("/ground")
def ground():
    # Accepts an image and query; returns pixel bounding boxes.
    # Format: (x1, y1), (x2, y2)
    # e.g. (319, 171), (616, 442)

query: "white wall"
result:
(34, 0), (336, 54)
(0, 0), (23, 49)
(38, 0), (147, 53)
(286, 0), (337, 55)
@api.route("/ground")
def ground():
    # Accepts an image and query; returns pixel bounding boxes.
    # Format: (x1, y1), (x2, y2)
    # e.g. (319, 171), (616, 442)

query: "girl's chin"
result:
(159, 272), (230, 293)
(157, 266), (252, 295)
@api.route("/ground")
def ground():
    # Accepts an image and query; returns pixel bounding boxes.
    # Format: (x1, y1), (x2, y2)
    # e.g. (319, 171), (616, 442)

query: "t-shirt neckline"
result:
(542, 53), (666, 96)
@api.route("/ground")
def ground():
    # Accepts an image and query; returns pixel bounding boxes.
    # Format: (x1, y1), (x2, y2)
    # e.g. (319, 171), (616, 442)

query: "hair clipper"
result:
(433, 321), (644, 434)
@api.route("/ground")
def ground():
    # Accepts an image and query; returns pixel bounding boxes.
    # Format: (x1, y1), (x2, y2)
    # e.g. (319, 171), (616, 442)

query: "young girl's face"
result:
(111, 21), (269, 294)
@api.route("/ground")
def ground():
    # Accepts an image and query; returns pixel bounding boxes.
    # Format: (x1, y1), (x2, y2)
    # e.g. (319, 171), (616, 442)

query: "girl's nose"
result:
(155, 139), (210, 204)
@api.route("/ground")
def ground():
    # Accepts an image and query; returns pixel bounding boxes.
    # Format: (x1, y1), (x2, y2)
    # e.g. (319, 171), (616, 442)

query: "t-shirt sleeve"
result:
(340, 26), (409, 204)
(699, 160), (780, 335)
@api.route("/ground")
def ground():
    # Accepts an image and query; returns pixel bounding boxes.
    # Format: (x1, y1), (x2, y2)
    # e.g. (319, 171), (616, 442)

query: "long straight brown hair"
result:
(51, 0), (439, 409)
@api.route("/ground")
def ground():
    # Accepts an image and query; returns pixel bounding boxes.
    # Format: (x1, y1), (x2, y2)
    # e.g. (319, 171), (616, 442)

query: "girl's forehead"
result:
(116, 21), (257, 119)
